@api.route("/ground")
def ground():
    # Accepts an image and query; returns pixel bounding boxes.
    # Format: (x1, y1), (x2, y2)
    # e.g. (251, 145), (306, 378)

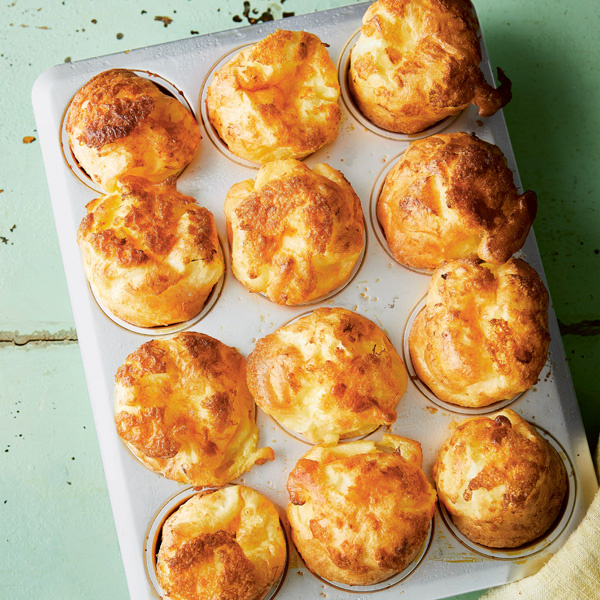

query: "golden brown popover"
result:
(67, 69), (200, 192)
(157, 485), (286, 600)
(114, 332), (274, 486)
(433, 409), (567, 548)
(206, 29), (340, 163)
(247, 307), (407, 443)
(77, 176), (223, 328)
(224, 160), (364, 305)
(378, 133), (537, 270)
(409, 258), (550, 407)
(287, 434), (436, 585)
(349, 0), (512, 133)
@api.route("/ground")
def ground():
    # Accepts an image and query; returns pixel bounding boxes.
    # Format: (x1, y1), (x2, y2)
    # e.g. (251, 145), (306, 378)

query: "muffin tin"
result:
(32, 3), (597, 599)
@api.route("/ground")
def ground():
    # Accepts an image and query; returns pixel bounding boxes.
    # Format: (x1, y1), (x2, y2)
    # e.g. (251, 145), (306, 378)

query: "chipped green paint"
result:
(0, 328), (77, 346)
(233, 0), (280, 24)
(0, 344), (127, 599)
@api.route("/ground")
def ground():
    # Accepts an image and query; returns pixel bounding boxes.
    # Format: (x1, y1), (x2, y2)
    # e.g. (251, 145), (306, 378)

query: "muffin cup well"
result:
(60, 70), (198, 192)
(249, 306), (408, 446)
(436, 425), (576, 560)
(87, 237), (226, 336)
(145, 486), (289, 600)
(338, 31), (461, 142)
(261, 309), (383, 446)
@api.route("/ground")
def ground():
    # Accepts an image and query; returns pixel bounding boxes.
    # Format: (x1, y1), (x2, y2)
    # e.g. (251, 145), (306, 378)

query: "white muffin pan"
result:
(33, 3), (597, 599)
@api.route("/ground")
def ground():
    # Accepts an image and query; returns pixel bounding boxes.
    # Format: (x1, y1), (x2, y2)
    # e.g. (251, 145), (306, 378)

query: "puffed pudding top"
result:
(247, 307), (407, 443)
(224, 160), (364, 306)
(409, 258), (550, 407)
(287, 434), (436, 585)
(67, 68), (200, 192)
(114, 332), (274, 486)
(433, 409), (567, 548)
(349, 0), (512, 133)
(77, 176), (223, 328)
(157, 485), (286, 600)
(206, 29), (341, 163)
(378, 133), (537, 270)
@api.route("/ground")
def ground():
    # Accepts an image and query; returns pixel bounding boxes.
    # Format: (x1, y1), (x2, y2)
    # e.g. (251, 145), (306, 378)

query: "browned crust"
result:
(247, 307), (407, 442)
(77, 176), (223, 327)
(286, 438), (436, 585)
(349, 0), (512, 133)
(433, 409), (567, 548)
(165, 531), (256, 600)
(409, 258), (550, 407)
(115, 406), (182, 459)
(66, 69), (156, 147)
(206, 30), (340, 163)
(377, 133), (537, 269)
(113, 332), (273, 486)
(224, 160), (364, 305)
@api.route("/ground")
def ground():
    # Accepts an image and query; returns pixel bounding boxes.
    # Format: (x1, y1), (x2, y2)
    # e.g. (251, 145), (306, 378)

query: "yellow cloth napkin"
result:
(481, 437), (600, 600)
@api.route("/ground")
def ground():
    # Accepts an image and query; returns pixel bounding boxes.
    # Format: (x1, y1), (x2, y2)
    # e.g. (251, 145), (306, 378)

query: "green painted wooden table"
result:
(1, 1), (598, 599)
